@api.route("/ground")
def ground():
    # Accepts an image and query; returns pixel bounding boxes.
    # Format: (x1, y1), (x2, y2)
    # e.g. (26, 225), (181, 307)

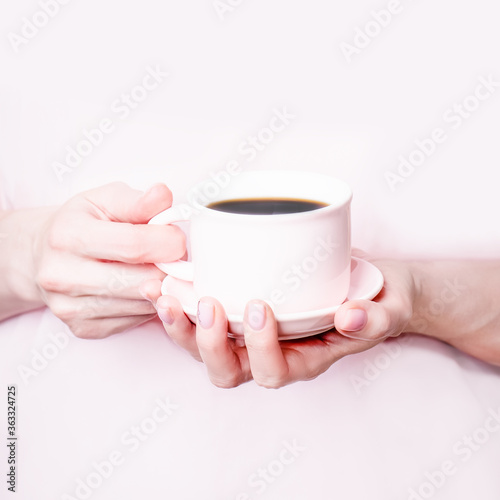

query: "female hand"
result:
(21, 182), (185, 338)
(141, 258), (417, 388)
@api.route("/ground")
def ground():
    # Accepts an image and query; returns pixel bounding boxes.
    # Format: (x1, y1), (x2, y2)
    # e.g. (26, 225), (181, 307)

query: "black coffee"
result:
(207, 198), (328, 215)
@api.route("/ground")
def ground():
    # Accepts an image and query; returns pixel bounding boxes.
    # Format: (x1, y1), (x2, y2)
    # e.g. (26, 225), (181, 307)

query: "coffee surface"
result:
(207, 198), (328, 215)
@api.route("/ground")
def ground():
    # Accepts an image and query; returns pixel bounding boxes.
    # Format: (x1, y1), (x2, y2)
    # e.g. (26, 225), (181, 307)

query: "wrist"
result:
(0, 207), (56, 319)
(406, 260), (443, 337)
(406, 260), (426, 333)
(405, 260), (461, 342)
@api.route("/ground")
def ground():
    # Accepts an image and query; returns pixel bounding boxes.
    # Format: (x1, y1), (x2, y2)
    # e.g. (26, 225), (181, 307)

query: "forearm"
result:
(408, 260), (500, 365)
(0, 208), (53, 321)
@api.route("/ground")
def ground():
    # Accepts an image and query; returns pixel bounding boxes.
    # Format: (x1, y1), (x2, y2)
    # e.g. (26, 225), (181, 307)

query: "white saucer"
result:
(161, 257), (384, 340)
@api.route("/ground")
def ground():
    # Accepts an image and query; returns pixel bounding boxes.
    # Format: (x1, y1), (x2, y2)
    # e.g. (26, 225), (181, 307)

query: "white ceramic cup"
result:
(149, 170), (352, 316)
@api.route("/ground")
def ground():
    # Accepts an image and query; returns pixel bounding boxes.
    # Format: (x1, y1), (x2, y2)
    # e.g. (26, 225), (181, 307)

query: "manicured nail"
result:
(198, 300), (215, 329)
(247, 302), (266, 331)
(158, 307), (174, 325)
(343, 309), (367, 332)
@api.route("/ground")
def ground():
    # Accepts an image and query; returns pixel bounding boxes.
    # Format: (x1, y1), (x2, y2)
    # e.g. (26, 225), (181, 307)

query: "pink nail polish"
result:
(248, 302), (266, 331)
(198, 301), (214, 329)
(158, 307), (174, 325)
(343, 309), (367, 332)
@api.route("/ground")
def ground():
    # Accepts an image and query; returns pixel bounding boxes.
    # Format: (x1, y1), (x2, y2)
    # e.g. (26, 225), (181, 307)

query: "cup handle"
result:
(148, 205), (194, 282)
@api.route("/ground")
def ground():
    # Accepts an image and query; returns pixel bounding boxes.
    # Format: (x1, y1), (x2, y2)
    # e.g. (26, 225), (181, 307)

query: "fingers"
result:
(334, 261), (414, 341)
(37, 259), (166, 299)
(132, 184), (174, 223)
(148, 294), (381, 389)
(76, 219), (186, 264)
(139, 279), (163, 304)
(69, 314), (157, 339)
(56, 182), (185, 264)
(138, 280), (205, 362)
(156, 294), (201, 361)
(46, 290), (157, 338)
(47, 293), (156, 321)
(241, 301), (371, 387)
(36, 182), (185, 339)
(243, 301), (289, 388)
(334, 295), (409, 341)
(280, 330), (380, 382)
(79, 182), (173, 224)
(196, 297), (250, 388)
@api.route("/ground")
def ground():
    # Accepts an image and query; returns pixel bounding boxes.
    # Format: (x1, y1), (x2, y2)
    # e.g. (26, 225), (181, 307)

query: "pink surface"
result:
(1, 1), (500, 499)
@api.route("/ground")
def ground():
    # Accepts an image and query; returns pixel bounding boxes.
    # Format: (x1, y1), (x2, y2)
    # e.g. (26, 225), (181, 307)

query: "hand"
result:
(334, 258), (416, 341)
(32, 182), (185, 338)
(141, 258), (417, 388)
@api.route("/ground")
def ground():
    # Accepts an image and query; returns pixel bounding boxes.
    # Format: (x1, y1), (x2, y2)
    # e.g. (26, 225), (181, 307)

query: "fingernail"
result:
(342, 309), (367, 332)
(248, 302), (266, 331)
(198, 300), (214, 329)
(158, 307), (174, 325)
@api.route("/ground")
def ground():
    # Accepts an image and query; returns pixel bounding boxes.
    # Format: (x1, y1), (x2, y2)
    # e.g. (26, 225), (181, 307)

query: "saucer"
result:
(161, 257), (384, 340)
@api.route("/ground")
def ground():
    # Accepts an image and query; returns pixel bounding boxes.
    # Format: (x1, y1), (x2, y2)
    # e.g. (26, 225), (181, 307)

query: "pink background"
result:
(1, 1), (500, 499)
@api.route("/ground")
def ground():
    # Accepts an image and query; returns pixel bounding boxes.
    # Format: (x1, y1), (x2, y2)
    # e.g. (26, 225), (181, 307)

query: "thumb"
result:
(334, 299), (395, 341)
(132, 183), (174, 224)
(81, 182), (173, 224)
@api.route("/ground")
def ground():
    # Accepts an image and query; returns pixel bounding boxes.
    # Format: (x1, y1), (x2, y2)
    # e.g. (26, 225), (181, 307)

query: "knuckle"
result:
(379, 310), (392, 334)
(50, 301), (77, 322)
(70, 323), (98, 340)
(382, 307), (407, 338)
(35, 270), (53, 292)
(36, 269), (68, 294)
(46, 217), (74, 251)
(46, 225), (63, 250)
(399, 299), (414, 326)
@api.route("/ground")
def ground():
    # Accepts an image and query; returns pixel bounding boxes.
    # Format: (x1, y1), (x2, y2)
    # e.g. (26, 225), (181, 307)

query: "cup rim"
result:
(186, 170), (352, 219)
